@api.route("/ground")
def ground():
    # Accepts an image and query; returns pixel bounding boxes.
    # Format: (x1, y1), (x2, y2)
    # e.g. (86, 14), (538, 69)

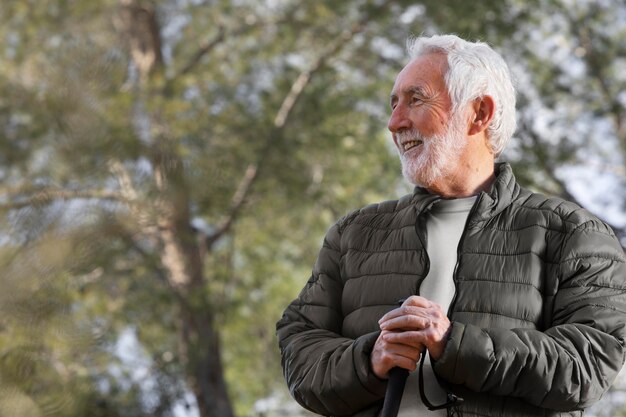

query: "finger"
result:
(380, 314), (431, 331)
(388, 355), (420, 372)
(376, 356), (420, 376)
(384, 330), (429, 346)
(373, 349), (421, 374)
(371, 332), (422, 378)
(402, 297), (446, 317)
(378, 339), (423, 360)
(379, 305), (432, 324)
(402, 295), (431, 308)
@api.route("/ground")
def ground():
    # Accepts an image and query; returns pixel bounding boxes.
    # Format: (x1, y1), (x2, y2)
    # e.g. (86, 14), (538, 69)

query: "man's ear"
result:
(468, 95), (495, 136)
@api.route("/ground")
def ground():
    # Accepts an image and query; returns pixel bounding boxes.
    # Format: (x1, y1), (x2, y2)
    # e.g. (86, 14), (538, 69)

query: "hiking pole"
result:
(380, 367), (409, 417)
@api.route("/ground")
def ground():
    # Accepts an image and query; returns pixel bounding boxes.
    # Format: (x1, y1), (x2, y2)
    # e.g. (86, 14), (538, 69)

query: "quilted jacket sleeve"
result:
(276, 219), (387, 416)
(434, 219), (626, 411)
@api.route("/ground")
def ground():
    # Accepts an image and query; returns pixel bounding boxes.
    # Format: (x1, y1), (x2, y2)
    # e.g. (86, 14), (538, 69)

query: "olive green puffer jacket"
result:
(277, 163), (626, 417)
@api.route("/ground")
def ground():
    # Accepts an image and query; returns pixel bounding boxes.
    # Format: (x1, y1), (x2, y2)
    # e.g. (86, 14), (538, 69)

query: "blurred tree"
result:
(0, 1), (409, 416)
(503, 0), (626, 244)
(0, 1), (624, 417)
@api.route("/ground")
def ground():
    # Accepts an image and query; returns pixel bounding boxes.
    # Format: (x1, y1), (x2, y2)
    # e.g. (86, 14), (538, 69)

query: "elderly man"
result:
(276, 34), (626, 417)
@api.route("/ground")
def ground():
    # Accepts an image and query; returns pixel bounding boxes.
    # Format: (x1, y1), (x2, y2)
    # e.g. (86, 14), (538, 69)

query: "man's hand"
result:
(370, 296), (452, 378)
(370, 329), (422, 379)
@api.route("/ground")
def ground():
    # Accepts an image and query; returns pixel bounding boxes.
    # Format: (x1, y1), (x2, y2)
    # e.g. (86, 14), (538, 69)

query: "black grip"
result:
(380, 367), (409, 417)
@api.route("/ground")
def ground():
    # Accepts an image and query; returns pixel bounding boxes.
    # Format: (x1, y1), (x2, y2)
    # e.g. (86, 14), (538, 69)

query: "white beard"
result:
(396, 111), (468, 188)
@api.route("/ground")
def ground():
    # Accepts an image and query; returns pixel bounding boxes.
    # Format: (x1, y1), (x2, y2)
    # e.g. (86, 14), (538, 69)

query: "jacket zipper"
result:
(446, 193), (483, 318)
(440, 194), (483, 417)
(414, 198), (438, 295)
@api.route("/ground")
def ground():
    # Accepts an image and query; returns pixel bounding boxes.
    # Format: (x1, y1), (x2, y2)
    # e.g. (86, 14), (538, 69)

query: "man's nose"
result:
(387, 105), (411, 133)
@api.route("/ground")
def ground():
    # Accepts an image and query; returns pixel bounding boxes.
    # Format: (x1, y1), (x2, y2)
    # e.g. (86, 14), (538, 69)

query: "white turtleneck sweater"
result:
(398, 196), (476, 417)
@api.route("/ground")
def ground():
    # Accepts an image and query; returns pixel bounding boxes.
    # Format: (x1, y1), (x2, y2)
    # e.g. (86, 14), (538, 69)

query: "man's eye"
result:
(411, 96), (423, 104)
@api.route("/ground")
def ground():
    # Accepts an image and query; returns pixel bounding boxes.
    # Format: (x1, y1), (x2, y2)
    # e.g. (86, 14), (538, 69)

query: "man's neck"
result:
(428, 163), (496, 198)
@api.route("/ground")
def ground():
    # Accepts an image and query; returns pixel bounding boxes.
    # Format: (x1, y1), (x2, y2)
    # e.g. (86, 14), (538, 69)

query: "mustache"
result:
(395, 129), (427, 143)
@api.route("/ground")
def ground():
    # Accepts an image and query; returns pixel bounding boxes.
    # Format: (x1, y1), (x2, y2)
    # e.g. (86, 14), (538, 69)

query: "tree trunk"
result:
(180, 303), (234, 417)
(154, 162), (234, 417)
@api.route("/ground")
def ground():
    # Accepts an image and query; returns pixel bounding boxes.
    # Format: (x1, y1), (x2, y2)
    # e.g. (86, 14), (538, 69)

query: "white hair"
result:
(406, 34), (517, 155)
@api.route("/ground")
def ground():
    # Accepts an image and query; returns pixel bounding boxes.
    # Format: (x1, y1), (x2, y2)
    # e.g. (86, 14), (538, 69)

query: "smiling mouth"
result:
(402, 140), (423, 152)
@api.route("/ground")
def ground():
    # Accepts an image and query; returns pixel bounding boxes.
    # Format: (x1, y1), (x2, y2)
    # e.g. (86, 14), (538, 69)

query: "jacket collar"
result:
(473, 162), (520, 222)
(410, 162), (520, 221)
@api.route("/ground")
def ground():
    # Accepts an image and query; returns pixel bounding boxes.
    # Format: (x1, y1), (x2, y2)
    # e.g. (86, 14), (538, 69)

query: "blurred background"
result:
(0, 0), (624, 416)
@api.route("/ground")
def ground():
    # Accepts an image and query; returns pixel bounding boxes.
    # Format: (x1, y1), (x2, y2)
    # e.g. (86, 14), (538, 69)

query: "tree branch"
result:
(174, 24), (226, 78)
(107, 220), (194, 306)
(170, 7), (300, 81)
(109, 160), (140, 202)
(273, 24), (360, 128)
(204, 2), (392, 249)
(0, 188), (126, 211)
(206, 164), (256, 250)
(570, 10), (626, 152)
